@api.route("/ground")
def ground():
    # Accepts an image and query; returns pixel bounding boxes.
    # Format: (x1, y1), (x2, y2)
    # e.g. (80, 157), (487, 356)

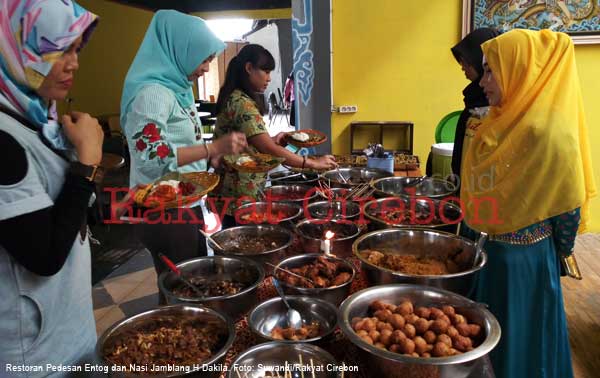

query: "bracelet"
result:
(203, 143), (210, 160)
(301, 156), (306, 170)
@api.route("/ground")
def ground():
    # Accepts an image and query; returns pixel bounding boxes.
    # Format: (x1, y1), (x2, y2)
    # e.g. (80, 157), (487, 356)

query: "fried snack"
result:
(271, 321), (320, 341)
(276, 256), (352, 288)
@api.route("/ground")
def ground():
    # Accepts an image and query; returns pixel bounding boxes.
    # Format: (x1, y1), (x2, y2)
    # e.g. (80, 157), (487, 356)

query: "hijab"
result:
(0, 0), (98, 149)
(461, 29), (596, 234)
(120, 10), (225, 117)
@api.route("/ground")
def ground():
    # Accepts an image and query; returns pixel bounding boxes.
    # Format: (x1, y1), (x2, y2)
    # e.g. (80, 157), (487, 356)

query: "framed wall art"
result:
(462, 0), (600, 44)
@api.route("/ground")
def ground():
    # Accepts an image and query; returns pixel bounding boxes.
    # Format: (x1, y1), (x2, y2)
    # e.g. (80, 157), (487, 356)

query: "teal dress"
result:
(468, 209), (579, 378)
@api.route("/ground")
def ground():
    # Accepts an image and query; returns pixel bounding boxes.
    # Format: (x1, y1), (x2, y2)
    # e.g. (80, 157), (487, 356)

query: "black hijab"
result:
(450, 27), (500, 179)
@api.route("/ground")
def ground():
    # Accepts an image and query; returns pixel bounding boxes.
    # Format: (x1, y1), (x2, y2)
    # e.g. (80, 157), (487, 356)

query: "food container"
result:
(338, 284), (500, 378)
(227, 342), (342, 378)
(371, 176), (457, 200)
(320, 167), (393, 188)
(306, 200), (361, 221)
(352, 228), (487, 297)
(248, 296), (338, 344)
(275, 253), (356, 305)
(295, 219), (361, 258)
(236, 201), (303, 229)
(264, 184), (320, 206)
(269, 171), (320, 186)
(363, 197), (462, 233)
(317, 187), (351, 201)
(97, 304), (235, 378)
(158, 256), (264, 320)
(210, 225), (294, 274)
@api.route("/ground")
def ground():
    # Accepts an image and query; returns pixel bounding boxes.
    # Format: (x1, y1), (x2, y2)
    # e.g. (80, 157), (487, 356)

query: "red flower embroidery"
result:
(156, 144), (171, 158)
(136, 139), (147, 151)
(148, 133), (161, 143)
(142, 123), (159, 137)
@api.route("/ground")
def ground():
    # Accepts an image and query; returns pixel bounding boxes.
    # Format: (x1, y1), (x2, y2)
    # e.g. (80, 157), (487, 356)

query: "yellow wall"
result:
(331, 0), (600, 232)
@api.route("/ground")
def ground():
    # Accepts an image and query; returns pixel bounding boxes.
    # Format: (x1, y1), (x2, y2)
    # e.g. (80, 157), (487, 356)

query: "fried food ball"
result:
(456, 323), (471, 337)
(375, 342), (386, 349)
(414, 318), (431, 334)
(430, 319), (450, 334)
(449, 348), (460, 356)
(389, 344), (401, 353)
(391, 330), (407, 344)
(411, 352), (420, 358)
(368, 330), (381, 343)
(385, 303), (397, 313)
(423, 330), (437, 344)
(374, 309), (393, 322)
(437, 334), (452, 348)
(432, 342), (450, 357)
(405, 314), (420, 325)
(352, 319), (365, 332)
(370, 300), (388, 312)
(415, 307), (431, 319)
(379, 329), (393, 347)
(451, 314), (467, 325)
(421, 352), (431, 358)
(413, 336), (428, 355)
(429, 308), (445, 320)
(399, 338), (415, 354)
(468, 324), (482, 338)
(396, 301), (414, 316)
(356, 329), (368, 338)
(446, 325), (459, 339)
(363, 319), (377, 332)
(438, 314), (451, 324)
(441, 305), (456, 316)
(389, 314), (406, 330)
(452, 335), (473, 352)
(376, 321), (393, 332)
(403, 324), (417, 339)
(360, 335), (374, 345)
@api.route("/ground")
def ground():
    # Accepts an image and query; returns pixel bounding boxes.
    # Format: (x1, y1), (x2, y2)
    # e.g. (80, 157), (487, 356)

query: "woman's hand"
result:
(307, 155), (337, 170)
(271, 132), (288, 147)
(210, 132), (247, 156)
(62, 112), (104, 165)
(209, 155), (224, 169)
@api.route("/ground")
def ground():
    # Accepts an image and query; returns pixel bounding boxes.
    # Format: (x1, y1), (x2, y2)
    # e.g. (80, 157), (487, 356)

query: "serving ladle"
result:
(272, 278), (303, 329)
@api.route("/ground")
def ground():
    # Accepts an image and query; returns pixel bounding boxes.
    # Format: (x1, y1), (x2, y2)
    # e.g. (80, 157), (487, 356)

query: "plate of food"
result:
(285, 129), (327, 148)
(224, 153), (285, 173)
(133, 171), (219, 208)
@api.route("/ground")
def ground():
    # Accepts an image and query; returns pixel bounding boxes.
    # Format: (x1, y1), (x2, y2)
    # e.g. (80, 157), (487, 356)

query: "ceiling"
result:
(110, 0), (291, 13)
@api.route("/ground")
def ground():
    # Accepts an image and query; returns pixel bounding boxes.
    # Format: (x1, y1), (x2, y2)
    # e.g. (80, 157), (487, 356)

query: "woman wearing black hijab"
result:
(450, 28), (500, 181)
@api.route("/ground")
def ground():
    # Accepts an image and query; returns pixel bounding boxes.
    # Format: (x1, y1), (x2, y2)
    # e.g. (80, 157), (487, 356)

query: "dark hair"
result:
(451, 28), (500, 80)
(216, 44), (275, 115)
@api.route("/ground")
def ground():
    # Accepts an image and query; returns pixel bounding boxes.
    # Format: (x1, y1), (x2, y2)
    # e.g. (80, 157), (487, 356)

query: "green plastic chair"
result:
(435, 110), (462, 143)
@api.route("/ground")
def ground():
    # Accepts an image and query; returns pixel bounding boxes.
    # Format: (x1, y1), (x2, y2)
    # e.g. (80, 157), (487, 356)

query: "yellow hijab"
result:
(461, 29), (596, 234)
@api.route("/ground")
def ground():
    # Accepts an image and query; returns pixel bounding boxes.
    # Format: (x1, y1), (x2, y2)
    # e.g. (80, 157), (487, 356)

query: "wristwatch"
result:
(69, 162), (104, 184)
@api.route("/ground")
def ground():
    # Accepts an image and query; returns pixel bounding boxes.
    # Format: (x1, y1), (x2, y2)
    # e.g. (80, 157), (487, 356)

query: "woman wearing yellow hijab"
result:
(461, 29), (596, 378)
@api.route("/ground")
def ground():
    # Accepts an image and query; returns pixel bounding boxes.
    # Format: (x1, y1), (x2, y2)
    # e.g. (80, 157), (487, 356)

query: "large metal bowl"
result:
(210, 225), (294, 274)
(371, 176), (457, 200)
(338, 284), (500, 378)
(306, 200), (361, 221)
(321, 167), (393, 188)
(264, 184), (320, 205)
(317, 187), (351, 200)
(227, 342), (342, 378)
(352, 228), (487, 296)
(275, 253), (356, 305)
(364, 197), (462, 233)
(248, 296), (338, 344)
(97, 304), (235, 378)
(296, 219), (361, 258)
(235, 201), (303, 227)
(158, 256), (264, 320)
(269, 170), (320, 186)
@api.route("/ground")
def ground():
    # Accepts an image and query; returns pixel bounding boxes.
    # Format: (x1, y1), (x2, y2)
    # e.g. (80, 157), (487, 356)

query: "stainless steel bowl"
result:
(270, 170), (320, 186)
(371, 176), (457, 200)
(227, 342), (342, 378)
(296, 219), (361, 258)
(97, 304), (235, 378)
(275, 253), (356, 305)
(338, 284), (501, 378)
(306, 200), (361, 220)
(158, 256), (264, 320)
(363, 197), (462, 232)
(248, 296), (338, 344)
(317, 187), (351, 200)
(210, 225), (294, 274)
(321, 167), (393, 188)
(264, 184), (320, 205)
(236, 201), (303, 227)
(352, 228), (487, 296)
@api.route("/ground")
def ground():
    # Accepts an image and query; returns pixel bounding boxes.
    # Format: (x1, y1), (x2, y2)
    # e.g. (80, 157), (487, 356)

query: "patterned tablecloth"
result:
(217, 257), (495, 378)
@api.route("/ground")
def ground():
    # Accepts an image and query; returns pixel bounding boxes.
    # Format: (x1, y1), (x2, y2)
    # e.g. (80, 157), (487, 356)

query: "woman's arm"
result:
(249, 133), (337, 170)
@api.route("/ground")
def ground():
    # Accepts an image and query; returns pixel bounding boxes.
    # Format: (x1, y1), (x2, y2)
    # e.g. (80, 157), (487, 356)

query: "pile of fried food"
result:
(378, 208), (443, 226)
(136, 179), (196, 207)
(172, 278), (246, 298)
(361, 248), (472, 276)
(271, 321), (321, 341)
(104, 318), (226, 371)
(352, 300), (481, 358)
(276, 256), (352, 288)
